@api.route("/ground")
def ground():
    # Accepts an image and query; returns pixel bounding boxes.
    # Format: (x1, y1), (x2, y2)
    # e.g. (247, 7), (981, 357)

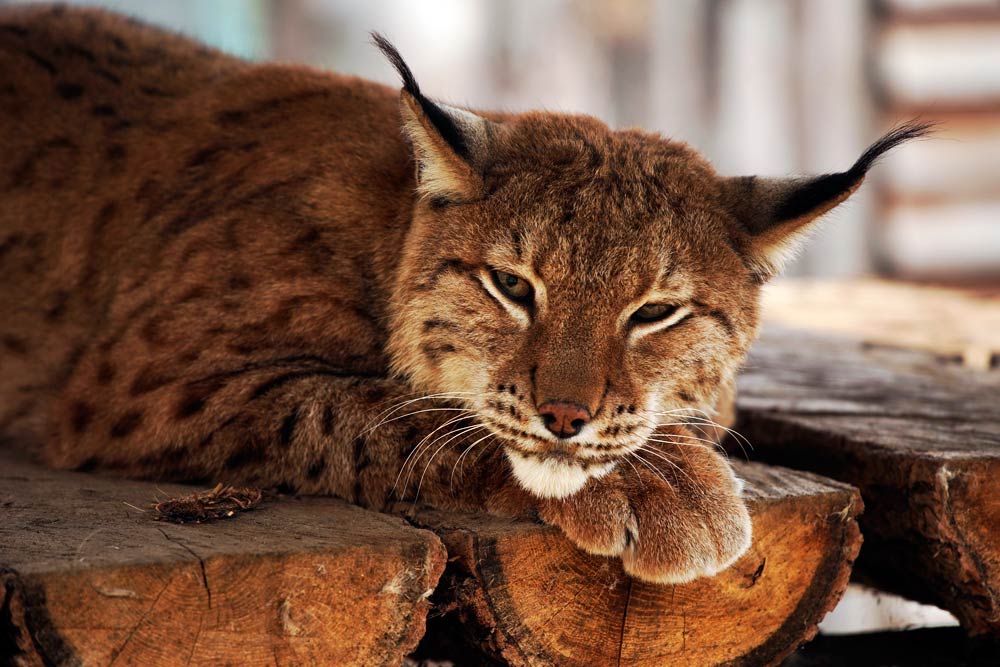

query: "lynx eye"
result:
(631, 303), (679, 324)
(490, 269), (533, 304)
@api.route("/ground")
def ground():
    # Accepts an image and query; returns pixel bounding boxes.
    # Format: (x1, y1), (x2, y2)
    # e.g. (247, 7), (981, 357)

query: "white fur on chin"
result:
(505, 448), (615, 499)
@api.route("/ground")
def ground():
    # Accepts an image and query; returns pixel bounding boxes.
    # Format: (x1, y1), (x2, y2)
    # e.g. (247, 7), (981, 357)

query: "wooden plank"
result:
(880, 0), (1000, 25)
(410, 462), (862, 667)
(737, 327), (1000, 636)
(0, 451), (446, 667)
(761, 279), (1000, 369)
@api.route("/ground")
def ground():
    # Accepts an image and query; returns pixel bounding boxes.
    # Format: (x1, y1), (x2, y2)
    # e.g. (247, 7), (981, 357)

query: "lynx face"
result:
(376, 36), (929, 498)
(389, 119), (756, 498)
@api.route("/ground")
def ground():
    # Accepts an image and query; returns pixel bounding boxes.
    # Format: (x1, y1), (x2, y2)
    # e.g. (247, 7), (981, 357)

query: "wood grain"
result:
(412, 462), (862, 667)
(0, 452), (447, 667)
(737, 327), (1000, 636)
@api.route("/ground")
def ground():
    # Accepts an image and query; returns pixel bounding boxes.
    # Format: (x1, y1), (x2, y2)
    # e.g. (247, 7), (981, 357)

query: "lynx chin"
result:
(0, 5), (929, 584)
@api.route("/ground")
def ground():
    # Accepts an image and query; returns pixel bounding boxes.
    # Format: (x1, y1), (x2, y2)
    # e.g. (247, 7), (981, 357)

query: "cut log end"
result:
(414, 462), (862, 667)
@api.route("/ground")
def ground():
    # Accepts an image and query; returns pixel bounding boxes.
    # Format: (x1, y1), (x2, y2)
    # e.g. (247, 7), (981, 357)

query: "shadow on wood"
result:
(780, 627), (1000, 667)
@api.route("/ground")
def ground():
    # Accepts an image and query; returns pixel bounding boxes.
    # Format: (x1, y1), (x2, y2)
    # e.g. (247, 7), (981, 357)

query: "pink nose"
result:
(538, 401), (592, 439)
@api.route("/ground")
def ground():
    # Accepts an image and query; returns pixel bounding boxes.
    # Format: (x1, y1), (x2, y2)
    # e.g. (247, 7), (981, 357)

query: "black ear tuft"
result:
(849, 119), (935, 176)
(371, 32), (421, 99)
(371, 32), (471, 161)
(773, 120), (935, 223)
(721, 120), (935, 280)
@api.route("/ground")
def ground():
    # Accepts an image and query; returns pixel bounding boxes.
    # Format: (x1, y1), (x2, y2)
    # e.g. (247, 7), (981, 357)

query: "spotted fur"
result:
(0, 6), (927, 583)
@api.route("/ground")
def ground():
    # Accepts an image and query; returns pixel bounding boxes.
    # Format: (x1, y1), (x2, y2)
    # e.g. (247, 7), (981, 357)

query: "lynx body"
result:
(0, 5), (925, 583)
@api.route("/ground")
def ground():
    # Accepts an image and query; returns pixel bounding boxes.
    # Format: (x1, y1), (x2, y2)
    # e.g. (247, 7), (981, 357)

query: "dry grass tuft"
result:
(152, 483), (262, 523)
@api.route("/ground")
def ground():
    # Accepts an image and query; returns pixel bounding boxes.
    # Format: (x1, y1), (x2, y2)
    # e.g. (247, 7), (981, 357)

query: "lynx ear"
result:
(720, 122), (932, 281)
(373, 33), (492, 203)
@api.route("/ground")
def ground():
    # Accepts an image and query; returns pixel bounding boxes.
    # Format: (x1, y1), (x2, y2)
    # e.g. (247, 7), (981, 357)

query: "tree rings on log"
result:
(415, 462), (862, 667)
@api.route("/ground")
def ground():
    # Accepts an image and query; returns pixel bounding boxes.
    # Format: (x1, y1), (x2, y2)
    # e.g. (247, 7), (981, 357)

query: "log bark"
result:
(737, 327), (1000, 636)
(0, 451), (446, 667)
(412, 462), (862, 667)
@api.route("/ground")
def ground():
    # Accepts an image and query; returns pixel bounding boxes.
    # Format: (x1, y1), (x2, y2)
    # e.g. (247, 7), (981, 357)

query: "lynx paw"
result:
(539, 458), (751, 584)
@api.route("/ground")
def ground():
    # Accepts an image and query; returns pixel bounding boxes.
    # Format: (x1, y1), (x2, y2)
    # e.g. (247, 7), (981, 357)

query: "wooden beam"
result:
(412, 462), (862, 667)
(737, 326), (1000, 636)
(0, 452), (446, 667)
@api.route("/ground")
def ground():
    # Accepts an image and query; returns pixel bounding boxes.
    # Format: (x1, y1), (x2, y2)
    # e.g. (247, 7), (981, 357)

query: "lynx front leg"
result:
(46, 358), (506, 512)
(211, 373), (509, 510)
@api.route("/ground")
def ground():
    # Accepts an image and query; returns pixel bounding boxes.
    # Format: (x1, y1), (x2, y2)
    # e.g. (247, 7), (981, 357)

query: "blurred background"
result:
(4, 0), (999, 285)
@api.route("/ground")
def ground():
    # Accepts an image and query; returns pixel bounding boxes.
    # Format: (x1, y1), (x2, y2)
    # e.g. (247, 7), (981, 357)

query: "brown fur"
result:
(0, 6), (926, 583)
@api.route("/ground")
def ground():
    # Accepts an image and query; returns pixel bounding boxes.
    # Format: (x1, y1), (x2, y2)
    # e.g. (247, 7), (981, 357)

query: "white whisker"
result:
(646, 437), (729, 459)
(395, 420), (484, 495)
(450, 433), (497, 488)
(362, 392), (480, 436)
(636, 416), (735, 457)
(632, 446), (699, 489)
(414, 429), (495, 507)
(630, 452), (672, 488)
(365, 407), (475, 439)
(621, 455), (647, 490)
(646, 408), (754, 458)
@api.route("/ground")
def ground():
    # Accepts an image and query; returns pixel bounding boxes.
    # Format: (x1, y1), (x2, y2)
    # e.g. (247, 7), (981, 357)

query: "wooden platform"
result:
(6, 278), (996, 664)
(737, 327), (1000, 636)
(1, 452), (864, 667)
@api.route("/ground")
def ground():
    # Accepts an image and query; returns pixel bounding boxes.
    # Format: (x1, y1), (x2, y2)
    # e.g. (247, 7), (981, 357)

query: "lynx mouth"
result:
(478, 409), (640, 498)
(504, 447), (616, 499)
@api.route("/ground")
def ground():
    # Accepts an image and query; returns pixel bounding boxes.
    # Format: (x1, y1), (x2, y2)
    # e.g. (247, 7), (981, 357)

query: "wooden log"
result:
(0, 452), (446, 667)
(411, 462), (862, 667)
(737, 327), (1000, 636)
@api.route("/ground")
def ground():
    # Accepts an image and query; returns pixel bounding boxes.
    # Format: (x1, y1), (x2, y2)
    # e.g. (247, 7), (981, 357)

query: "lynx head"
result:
(376, 35), (929, 499)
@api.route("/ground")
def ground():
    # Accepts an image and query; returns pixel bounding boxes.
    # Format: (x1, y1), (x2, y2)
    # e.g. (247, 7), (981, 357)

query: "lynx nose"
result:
(538, 401), (591, 439)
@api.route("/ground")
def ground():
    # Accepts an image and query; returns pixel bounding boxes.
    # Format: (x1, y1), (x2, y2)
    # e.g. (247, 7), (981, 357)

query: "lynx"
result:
(0, 6), (926, 583)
